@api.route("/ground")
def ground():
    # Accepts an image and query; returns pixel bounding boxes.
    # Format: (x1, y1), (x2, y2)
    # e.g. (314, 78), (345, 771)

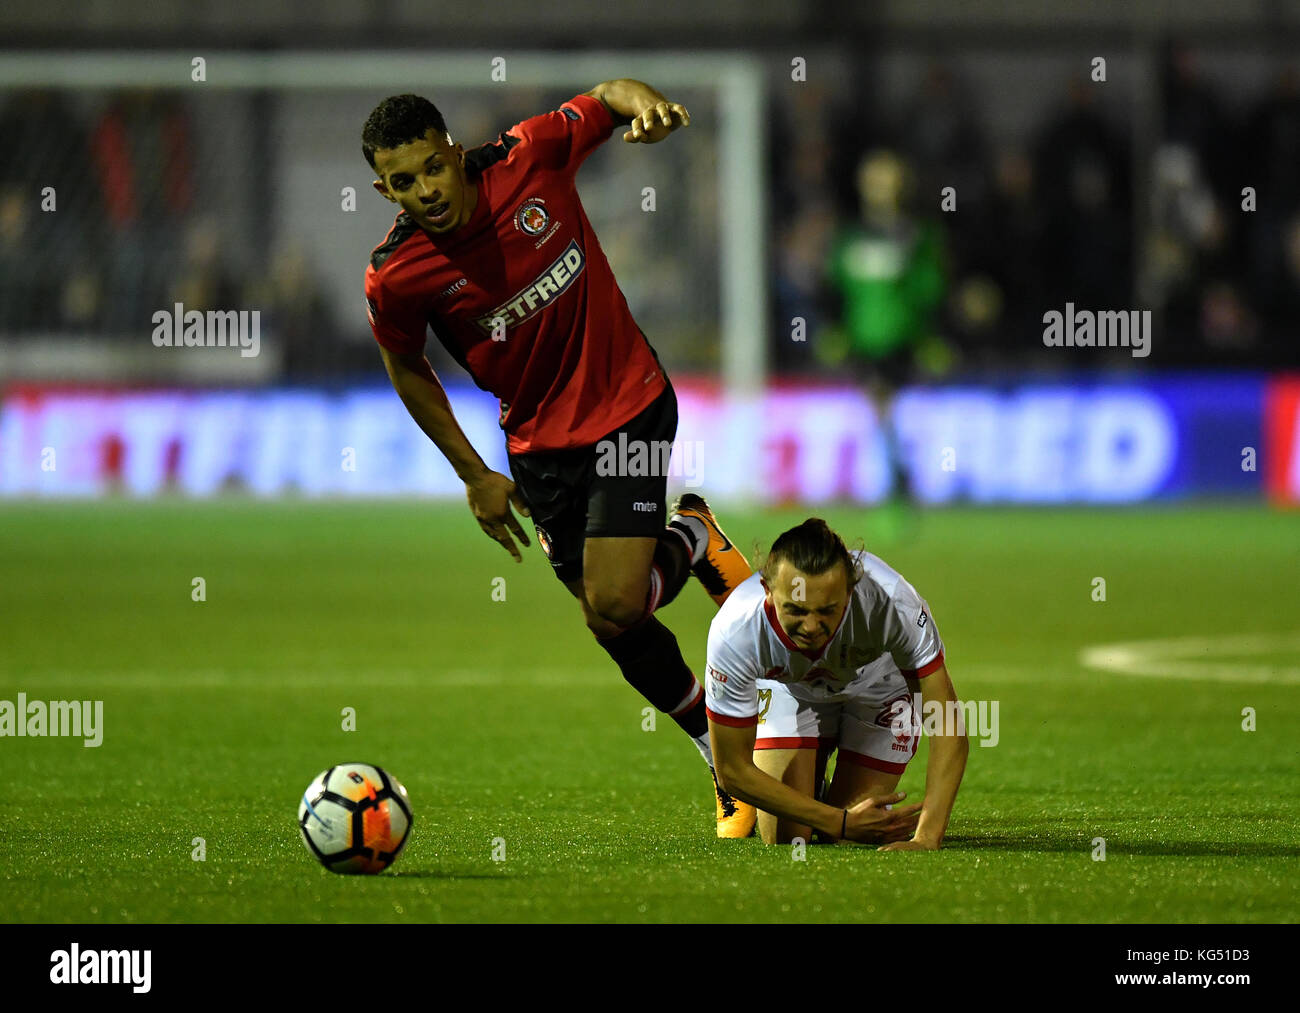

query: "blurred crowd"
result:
(773, 47), (1300, 375)
(0, 84), (710, 380)
(3, 45), (1299, 380)
(0, 88), (363, 378)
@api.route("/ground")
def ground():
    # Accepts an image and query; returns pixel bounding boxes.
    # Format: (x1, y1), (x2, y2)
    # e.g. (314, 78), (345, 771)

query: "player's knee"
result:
(586, 585), (645, 629)
(581, 607), (622, 639)
(757, 811), (808, 847)
(761, 825), (810, 847)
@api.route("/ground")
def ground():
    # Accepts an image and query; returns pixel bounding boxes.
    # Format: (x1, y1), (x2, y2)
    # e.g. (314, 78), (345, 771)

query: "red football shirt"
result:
(364, 93), (668, 455)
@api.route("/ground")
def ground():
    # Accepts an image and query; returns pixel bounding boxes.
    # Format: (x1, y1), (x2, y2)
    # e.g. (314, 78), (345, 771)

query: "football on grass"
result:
(298, 763), (412, 874)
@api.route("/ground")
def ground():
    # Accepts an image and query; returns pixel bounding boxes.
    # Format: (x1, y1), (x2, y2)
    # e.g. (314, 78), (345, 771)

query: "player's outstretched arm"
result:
(378, 346), (531, 561)
(880, 663), (969, 852)
(585, 79), (690, 144)
(709, 718), (921, 845)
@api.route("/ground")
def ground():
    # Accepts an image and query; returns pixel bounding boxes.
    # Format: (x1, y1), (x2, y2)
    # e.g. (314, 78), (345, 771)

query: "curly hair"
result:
(361, 94), (449, 170)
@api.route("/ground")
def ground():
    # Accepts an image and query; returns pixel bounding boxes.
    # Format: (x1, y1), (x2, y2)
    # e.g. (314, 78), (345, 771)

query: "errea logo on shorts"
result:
(473, 240), (584, 334)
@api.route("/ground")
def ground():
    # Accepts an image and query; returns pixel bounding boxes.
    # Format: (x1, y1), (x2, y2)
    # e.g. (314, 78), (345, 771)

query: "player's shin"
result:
(640, 529), (693, 619)
(596, 615), (711, 764)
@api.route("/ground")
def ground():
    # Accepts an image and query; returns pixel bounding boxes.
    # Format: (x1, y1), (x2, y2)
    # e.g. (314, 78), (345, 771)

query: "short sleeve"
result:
(364, 269), (427, 357)
(882, 579), (945, 678)
(704, 617), (763, 726)
(506, 93), (616, 174)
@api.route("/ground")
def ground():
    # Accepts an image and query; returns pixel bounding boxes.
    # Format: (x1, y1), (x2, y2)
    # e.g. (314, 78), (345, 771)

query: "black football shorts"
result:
(507, 382), (678, 584)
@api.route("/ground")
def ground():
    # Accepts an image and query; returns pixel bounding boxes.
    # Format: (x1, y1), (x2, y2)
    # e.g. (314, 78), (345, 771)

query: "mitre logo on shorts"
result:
(473, 239), (584, 334)
(535, 526), (553, 559)
(515, 198), (549, 236)
(917, 610), (929, 628)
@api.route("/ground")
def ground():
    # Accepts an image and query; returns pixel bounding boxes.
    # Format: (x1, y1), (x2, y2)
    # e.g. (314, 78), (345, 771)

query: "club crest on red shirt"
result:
(515, 198), (549, 236)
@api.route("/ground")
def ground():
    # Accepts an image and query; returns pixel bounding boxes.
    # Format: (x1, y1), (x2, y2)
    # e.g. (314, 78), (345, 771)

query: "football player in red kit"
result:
(362, 80), (756, 836)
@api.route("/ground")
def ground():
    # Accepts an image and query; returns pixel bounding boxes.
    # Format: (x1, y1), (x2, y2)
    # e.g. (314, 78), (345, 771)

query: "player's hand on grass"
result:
(843, 792), (923, 845)
(623, 101), (690, 143)
(877, 837), (941, 852)
(464, 469), (531, 562)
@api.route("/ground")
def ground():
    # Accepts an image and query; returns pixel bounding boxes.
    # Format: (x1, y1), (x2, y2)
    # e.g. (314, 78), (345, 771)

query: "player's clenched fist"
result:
(843, 792), (924, 845)
(464, 469), (531, 562)
(623, 101), (690, 143)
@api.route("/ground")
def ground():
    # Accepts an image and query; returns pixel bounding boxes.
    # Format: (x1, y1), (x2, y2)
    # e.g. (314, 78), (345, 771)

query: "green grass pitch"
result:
(2, 500), (1297, 923)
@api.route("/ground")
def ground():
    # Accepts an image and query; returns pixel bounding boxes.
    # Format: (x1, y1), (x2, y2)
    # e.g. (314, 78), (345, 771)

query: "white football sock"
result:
(692, 731), (714, 768)
(668, 515), (708, 565)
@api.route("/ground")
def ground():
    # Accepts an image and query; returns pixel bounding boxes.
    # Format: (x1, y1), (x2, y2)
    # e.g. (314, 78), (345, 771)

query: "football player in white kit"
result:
(706, 519), (968, 848)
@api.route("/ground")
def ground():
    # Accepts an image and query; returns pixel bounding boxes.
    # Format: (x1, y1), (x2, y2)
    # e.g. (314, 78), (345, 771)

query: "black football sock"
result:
(671, 689), (709, 739)
(597, 615), (709, 745)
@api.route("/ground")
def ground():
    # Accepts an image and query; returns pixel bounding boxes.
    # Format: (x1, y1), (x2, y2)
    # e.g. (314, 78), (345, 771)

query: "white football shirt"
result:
(705, 550), (945, 727)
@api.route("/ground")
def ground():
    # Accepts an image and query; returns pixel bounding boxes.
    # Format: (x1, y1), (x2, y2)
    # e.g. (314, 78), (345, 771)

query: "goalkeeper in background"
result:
(823, 149), (950, 504)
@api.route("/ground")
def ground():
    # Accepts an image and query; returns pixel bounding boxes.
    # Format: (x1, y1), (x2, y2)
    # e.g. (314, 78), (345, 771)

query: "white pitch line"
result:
(1080, 632), (1300, 683)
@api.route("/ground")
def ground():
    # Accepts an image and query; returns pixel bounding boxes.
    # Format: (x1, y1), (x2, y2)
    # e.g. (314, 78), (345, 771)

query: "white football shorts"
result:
(753, 666), (921, 774)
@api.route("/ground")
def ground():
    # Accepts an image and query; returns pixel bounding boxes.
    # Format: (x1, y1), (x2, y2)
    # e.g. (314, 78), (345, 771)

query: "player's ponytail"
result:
(760, 518), (861, 587)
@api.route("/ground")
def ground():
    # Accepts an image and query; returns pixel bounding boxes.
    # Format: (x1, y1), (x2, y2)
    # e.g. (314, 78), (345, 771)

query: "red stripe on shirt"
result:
(900, 650), (945, 679)
(706, 707), (758, 728)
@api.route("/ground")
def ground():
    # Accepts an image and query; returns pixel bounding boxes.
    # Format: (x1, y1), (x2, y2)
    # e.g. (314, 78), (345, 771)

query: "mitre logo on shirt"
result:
(473, 239), (585, 334)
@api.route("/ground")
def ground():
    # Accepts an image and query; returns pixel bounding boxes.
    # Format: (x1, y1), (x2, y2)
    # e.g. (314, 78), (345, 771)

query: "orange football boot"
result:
(669, 493), (754, 607)
(712, 768), (757, 839)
